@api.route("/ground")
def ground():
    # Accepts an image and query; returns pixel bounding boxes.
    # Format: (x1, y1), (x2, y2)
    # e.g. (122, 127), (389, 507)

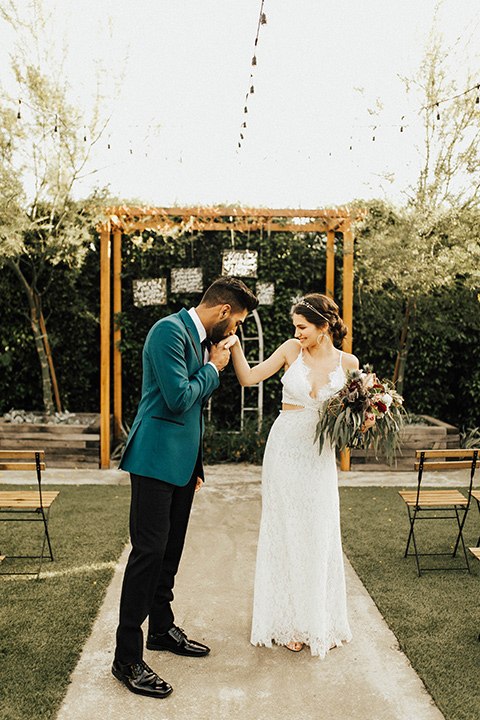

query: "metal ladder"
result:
(238, 308), (264, 432)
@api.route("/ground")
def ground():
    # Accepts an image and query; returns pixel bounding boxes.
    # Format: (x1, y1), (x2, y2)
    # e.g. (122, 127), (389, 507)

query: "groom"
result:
(112, 276), (258, 699)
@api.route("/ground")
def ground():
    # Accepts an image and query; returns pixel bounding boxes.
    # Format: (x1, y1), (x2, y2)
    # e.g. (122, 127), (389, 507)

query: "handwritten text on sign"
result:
(256, 282), (275, 305)
(133, 278), (167, 307)
(222, 250), (258, 278)
(171, 267), (203, 294)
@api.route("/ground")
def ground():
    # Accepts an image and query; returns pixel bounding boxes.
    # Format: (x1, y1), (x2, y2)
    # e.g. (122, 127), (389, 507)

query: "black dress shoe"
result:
(146, 625), (210, 657)
(111, 658), (173, 698)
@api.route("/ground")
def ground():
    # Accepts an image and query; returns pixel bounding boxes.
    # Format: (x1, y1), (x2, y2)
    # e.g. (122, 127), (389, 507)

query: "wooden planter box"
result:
(0, 414), (112, 469)
(349, 415), (460, 472)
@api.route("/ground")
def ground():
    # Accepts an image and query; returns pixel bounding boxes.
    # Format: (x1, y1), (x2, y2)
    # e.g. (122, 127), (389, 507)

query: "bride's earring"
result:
(316, 333), (326, 345)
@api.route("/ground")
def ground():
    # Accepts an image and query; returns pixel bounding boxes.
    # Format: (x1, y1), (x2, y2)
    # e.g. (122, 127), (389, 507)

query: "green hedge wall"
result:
(1, 228), (479, 432)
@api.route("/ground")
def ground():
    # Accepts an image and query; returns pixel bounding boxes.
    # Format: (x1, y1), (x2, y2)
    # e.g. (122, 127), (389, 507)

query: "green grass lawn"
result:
(340, 486), (480, 720)
(0, 485), (131, 720)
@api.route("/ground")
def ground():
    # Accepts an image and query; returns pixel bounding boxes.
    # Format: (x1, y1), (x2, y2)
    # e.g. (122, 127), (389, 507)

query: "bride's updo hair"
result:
(292, 293), (348, 345)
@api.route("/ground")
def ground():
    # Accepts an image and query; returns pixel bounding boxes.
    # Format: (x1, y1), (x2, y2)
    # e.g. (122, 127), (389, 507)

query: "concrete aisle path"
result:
(55, 471), (445, 720)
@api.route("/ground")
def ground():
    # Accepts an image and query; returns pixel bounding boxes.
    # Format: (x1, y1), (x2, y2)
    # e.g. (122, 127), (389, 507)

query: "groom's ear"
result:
(218, 303), (231, 319)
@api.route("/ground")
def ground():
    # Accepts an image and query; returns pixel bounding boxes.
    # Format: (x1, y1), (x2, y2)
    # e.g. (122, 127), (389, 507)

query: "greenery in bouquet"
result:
(314, 365), (406, 463)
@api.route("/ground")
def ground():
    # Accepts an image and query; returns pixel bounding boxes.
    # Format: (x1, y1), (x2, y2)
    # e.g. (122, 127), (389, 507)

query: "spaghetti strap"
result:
(337, 350), (343, 368)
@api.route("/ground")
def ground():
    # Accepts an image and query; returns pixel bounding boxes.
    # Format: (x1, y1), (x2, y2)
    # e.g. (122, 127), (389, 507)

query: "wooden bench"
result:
(398, 449), (479, 576)
(0, 450), (59, 578)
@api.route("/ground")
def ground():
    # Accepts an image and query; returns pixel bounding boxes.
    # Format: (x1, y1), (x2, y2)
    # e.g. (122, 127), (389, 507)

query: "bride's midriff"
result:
(282, 403), (305, 411)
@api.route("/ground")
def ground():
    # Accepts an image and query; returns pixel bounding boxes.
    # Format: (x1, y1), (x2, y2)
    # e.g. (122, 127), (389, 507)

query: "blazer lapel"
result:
(179, 308), (202, 366)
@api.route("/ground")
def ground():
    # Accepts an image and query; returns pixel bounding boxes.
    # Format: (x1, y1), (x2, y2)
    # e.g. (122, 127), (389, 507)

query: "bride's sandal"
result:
(286, 641), (304, 652)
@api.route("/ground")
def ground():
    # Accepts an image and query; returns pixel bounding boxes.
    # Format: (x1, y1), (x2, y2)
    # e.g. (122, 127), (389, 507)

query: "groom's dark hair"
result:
(201, 277), (258, 313)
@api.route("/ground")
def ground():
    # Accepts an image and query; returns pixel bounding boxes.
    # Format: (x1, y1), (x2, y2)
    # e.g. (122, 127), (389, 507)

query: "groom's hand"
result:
(209, 342), (231, 372)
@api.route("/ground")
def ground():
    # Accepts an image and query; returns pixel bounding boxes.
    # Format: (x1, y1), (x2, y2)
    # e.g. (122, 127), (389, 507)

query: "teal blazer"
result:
(119, 308), (219, 485)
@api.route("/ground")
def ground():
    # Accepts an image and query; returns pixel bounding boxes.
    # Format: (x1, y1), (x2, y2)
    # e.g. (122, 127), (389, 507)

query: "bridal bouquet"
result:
(314, 365), (405, 463)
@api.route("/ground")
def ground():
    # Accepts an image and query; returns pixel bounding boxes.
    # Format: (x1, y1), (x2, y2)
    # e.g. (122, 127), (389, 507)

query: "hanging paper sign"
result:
(222, 250), (258, 278)
(133, 278), (167, 307)
(256, 282), (275, 305)
(171, 267), (203, 294)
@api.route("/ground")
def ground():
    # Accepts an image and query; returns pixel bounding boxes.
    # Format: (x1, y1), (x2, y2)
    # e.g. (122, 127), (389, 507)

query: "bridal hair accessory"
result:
(298, 300), (330, 325)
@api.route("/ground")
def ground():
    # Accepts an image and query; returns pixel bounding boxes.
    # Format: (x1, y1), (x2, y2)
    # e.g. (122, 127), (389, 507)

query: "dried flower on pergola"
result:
(99, 206), (366, 469)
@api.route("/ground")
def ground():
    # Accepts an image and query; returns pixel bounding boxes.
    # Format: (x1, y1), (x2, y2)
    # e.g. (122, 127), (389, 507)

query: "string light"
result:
(7, 62), (480, 163)
(3, 92), (157, 156)
(237, 0), (267, 151)
(423, 82), (480, 112)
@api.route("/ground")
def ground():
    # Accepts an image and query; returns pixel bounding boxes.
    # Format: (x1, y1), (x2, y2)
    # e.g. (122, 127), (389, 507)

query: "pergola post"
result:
(100, 223), (111, 469)
(340, 226), (355, 471)
(325, 229), (335, 298)
(113, 228), (122, 445)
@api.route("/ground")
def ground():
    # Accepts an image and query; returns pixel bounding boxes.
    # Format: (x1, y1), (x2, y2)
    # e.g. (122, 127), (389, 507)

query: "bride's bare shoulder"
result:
(341, 351), (359, 371)
(282, 338), (301, 366)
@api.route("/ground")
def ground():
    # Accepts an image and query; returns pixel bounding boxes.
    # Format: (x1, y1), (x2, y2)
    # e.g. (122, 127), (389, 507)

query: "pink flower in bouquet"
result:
(362, 411), (376, 432)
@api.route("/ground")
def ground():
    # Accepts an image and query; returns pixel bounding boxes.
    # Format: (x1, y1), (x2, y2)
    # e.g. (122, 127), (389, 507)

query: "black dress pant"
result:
(115, 461), (199, 664)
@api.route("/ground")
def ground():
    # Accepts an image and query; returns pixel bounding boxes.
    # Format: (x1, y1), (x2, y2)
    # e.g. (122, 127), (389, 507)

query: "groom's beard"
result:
(209, 318), (231, 344)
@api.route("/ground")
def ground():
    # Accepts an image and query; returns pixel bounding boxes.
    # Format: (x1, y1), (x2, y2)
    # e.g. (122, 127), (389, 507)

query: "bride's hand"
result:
(219, 335), (238, 351)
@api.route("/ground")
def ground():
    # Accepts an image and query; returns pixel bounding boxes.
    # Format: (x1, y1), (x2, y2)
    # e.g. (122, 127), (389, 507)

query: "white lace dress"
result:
(250, 349), (352, 657)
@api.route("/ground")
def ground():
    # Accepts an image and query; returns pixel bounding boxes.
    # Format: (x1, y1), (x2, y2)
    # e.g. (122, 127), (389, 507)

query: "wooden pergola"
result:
(99, 206), (366, 470)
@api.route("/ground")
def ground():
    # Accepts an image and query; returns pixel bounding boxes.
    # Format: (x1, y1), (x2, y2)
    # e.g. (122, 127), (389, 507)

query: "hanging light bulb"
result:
(17, 99), (21, 119)
(436, 103), (440, 120)
(250, 86), (254, 94)
(260, 13), (267, 24)
(252, 55), (257, 66)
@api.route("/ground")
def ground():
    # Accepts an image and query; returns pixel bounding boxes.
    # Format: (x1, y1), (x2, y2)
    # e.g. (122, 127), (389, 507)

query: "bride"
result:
(224, 293), (358, 656)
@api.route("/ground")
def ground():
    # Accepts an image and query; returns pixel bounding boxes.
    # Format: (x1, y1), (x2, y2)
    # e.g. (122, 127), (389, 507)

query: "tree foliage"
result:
(0, 1), (108, 413)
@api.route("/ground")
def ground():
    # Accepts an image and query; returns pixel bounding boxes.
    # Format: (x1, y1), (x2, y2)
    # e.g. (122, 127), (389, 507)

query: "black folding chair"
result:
(398, 449), (478, 576)
(0, 450), (59, 579)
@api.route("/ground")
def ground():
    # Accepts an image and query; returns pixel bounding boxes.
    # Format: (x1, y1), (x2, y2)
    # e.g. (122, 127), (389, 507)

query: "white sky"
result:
(2, 0), (480, 208)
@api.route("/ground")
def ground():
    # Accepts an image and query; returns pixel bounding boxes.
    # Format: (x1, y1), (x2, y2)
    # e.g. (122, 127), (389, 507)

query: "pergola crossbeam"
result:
(113, 219), (350, 233)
